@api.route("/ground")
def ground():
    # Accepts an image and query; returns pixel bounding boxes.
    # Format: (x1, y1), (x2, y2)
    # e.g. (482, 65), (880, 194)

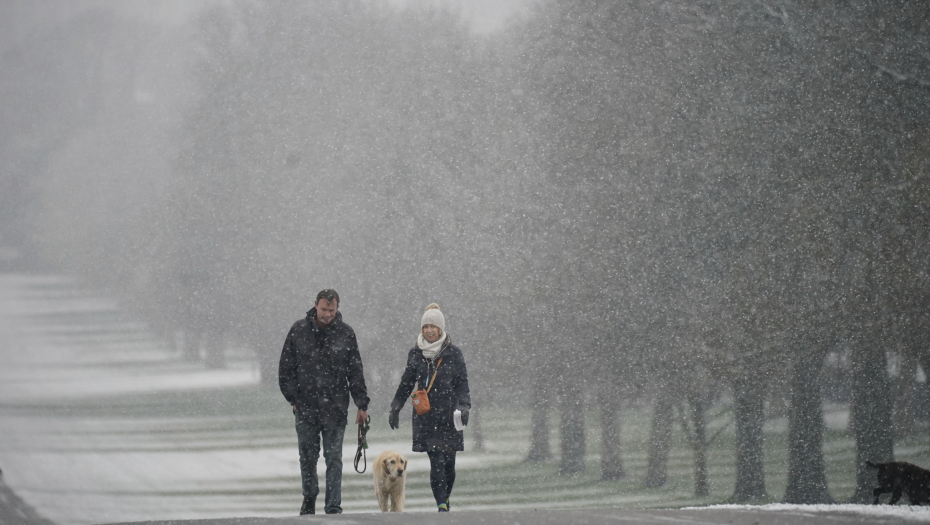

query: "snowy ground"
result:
(102, 507), (930, 524)
(1, 274), (929, 525)
(693, 504), (930, 522)
(0, 274), (522, 523)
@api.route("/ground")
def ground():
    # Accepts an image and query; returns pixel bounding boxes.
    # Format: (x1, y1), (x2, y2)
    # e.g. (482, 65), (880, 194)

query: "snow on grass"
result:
(689, 504), (930, 522)
(2, 274), (930, 524)
(0, 365), (260, 402)
(0, 275), (259, 403)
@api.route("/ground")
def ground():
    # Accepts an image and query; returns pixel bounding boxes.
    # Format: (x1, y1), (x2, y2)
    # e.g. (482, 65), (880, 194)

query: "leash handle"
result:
(354, 415), (371, 473)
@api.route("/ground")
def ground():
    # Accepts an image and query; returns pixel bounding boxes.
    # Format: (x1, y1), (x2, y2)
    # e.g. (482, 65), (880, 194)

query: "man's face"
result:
(315, 298), (338, 326)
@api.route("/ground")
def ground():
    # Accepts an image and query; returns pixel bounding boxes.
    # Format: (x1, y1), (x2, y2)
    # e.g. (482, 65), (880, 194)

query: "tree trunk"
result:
(917, 350), (930, 451)
(893, 351), (918, 438)
(733, 377), (768, 501)
(204, 329), (226, 369)
(257, 344), (278, 385)
(688, 395), (709, 497)
(850, 341), (894, 503)
(163, 329), (177, 353)
(599, 390), (624, 480)
(783, 350), (834, 504)
(526, 374), (551, 462)
(181, 329), (201, 362)
(644, 393), (674, 487)
(559, 387), (586, 474)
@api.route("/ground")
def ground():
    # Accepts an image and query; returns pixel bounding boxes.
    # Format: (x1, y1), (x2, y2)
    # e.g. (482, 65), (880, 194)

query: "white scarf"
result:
(417, 332), (447, 361)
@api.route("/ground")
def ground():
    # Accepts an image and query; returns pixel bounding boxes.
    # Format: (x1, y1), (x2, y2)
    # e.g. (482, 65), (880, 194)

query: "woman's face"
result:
(422, 324), (442, 343)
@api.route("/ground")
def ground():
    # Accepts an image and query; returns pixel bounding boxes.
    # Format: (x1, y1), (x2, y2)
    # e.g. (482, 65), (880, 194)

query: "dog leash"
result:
(354, 415), (371, 473)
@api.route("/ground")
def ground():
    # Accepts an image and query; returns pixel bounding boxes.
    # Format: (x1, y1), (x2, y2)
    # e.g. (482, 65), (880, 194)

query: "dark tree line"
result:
(514, 0), (930, 503)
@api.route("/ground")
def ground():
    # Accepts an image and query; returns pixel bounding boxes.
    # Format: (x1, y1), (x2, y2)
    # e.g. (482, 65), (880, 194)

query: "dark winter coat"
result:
(278, 308), (369, 427)
(391, 335), (471, 452)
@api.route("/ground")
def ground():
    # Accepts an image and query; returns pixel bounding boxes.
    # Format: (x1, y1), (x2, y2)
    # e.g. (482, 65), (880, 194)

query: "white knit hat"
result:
(420, 303), (445, 332)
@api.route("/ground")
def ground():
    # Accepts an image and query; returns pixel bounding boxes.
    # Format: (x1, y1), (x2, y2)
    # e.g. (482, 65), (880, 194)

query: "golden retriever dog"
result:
(373, 450), (407, 512)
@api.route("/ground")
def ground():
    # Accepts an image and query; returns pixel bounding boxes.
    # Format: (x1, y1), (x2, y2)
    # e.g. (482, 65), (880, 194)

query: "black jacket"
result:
(391, 336), (471, 452)
(279, 308), (369, 427)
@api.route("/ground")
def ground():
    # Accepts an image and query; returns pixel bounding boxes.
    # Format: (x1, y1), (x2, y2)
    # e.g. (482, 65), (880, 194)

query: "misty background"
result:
(1, 0), (929, 508)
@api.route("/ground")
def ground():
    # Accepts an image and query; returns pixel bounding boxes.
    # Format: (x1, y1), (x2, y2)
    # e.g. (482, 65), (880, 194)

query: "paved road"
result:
(2, 448), (927, 525)
(0, 472), (56, 525)
(4, 458), (926, 525)
(102, 507), (929, 525)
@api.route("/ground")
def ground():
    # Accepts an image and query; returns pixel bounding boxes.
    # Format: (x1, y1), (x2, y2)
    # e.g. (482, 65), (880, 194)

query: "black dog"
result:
(867, 461), (930, 505)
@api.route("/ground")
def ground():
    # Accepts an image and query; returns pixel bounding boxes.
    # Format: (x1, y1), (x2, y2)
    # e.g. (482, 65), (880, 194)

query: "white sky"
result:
(0, 0), (535, 57)
(401, 0), (535, 33)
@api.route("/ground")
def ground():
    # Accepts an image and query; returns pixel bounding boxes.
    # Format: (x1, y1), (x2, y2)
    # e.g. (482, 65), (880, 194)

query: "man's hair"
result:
(315, 289), (339, 305)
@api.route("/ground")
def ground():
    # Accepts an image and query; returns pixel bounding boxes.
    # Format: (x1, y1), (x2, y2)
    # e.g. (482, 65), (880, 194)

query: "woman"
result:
(388, 303), (470, 512)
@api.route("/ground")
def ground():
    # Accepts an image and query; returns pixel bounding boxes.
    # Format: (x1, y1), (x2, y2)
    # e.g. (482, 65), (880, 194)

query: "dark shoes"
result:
(299, 497), (315, 515)
(299, 497), (342, 515)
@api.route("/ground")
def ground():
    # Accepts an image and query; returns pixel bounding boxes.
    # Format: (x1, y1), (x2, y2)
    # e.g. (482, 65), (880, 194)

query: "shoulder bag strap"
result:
(425, 357), (444, 394)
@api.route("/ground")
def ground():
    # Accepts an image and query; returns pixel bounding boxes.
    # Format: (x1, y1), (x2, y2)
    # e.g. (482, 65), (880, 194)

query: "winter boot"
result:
(437, 503), (449, 512)
(299, 497), (315, 515)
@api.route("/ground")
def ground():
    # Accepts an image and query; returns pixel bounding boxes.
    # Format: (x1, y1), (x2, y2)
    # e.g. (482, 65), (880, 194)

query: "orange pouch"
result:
(411, 357), (443, 416)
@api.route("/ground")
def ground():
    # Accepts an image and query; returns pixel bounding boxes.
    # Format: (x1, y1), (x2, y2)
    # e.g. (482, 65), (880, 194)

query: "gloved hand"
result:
(458, 406), (469, 426)
(388, 409), (399, 430)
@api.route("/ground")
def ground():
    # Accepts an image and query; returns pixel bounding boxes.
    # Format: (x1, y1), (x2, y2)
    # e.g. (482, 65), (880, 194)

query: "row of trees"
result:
(513, 0), (930, 503)
(3, 0), (929, 505)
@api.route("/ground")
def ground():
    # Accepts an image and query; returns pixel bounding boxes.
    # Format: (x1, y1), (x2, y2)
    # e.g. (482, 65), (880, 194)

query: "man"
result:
(279, 289), (369, 515)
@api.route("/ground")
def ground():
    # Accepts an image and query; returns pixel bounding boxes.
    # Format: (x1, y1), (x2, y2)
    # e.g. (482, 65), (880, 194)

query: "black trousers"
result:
(295, 413), (345, 514)
(426, 450), (457, 506)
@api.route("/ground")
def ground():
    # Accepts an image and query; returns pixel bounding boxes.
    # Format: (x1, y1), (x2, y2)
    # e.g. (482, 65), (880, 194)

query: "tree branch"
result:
(760, 3), (789, 25)
(855, 48), (930, 91)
